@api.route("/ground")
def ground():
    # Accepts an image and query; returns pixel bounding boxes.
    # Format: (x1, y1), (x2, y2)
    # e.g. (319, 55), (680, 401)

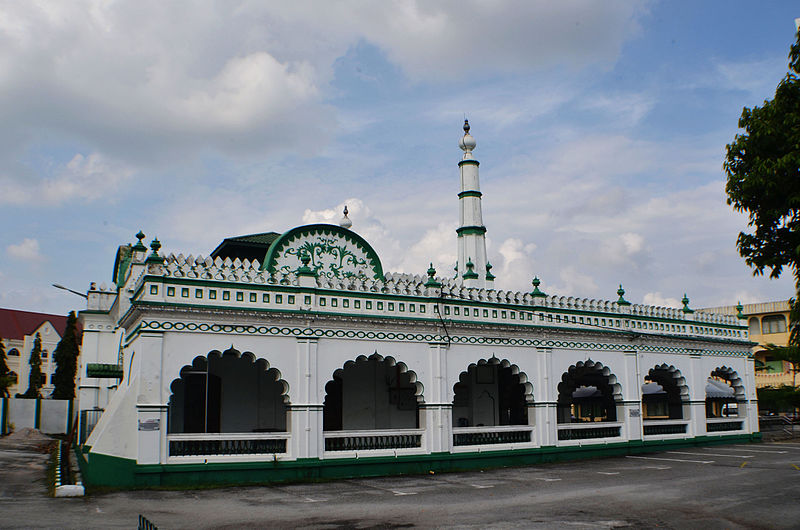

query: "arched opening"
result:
(706, 367), (744, 418)
(557, 360), (622, 423)
(748, 317), (760, 336)
(168, 347), (289, 434)
(642, 364), (688, 420)
(452, 356), (532, 427)
(7, 348), (20, 357)
(323, 353), (422, 431)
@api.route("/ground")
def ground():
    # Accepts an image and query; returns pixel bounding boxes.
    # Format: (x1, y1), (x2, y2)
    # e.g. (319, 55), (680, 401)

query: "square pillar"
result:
(623, 350), (642, 442)
(136, 405), (167, 464)
(291, 338), (322, 459)
(688, 354), (706, 437)
(425, 342), (450, 453)
(535, 347), (555, 446)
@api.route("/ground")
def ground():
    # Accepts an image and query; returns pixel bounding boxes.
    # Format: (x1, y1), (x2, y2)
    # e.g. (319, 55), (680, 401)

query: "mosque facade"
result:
(76, 122), (757, 488)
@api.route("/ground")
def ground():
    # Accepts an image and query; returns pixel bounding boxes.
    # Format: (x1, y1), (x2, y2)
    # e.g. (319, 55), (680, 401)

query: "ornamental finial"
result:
(339, 205), (352, 229)
(458, 118), (476, 157)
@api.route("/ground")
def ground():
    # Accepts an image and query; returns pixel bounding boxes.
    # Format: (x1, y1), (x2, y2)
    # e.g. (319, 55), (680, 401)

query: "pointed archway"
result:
(452, 356), (533, 427)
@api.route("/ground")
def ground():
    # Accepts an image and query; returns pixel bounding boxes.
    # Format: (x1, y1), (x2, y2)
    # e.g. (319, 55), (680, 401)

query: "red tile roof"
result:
(0, 308), (77, 341)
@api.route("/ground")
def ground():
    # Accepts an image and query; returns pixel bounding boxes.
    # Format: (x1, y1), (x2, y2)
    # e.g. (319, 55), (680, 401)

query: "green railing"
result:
(706, 421), (743, 433)
(453, 428), (532, 446)
(643, 423), (687, 436)
(169, 436), (287, 457)
(557, 425), (621, 440)
(324, 430), (423, 451)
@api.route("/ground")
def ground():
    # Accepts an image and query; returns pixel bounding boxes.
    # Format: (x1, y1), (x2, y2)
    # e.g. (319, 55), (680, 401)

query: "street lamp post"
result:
(51, 283), (88, 299)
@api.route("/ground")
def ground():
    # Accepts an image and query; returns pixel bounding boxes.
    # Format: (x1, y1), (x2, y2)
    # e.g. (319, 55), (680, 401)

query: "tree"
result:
(51, 311), (80, 400)
(765, 343), (800, 388)
(22, 333), (43, 398)
(724, 29), (800, 346)
(0, 336), (11, 397)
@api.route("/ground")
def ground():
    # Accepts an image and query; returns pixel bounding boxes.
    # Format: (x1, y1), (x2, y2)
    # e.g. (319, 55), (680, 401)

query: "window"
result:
(305, 295), (312, 305)
(250, 293), (257, 302)
(222, 291), (230, 301)
(320, 297), (326, 306)
(377, 302), (383, 310)
(167, 287), (175, 297)
(342, 299), (349, 308)
(388, 303), (394, 311)
(288, 295), (295, 304)
(420, 305), (425, 313)
(263, 293), (270, 303)
(8, 349), (19, 357)
(209, 290), (217, 300)
(195, 289), (203, 298)
(454, 307), (460, 315)
(276, 295), (282, 304)
(410, 304), (415, 312)
(181, 288), (189, 298)
(236, 292), (244, 301)
(354, 300), (360, 309)
(41, 350), (48, 358)
(366, 301), (372, 309)
(331, 298), (338, 307)
(762, 315), (787, 334)
(150, 285), (158, 295)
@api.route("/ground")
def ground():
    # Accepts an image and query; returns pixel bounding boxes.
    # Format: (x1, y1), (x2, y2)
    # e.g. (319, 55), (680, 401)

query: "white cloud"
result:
(0, 152), (134, 205)
(642, 292), (681, 309)
(7, 238), (43, 262)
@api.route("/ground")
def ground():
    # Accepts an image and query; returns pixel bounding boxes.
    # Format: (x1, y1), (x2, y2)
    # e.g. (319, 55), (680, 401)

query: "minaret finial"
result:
(339, 205), (352, 229)
(458, 119), (476, 158)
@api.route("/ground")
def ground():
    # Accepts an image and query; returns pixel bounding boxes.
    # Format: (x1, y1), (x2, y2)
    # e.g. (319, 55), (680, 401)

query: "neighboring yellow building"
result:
(701, 301), (794, 388)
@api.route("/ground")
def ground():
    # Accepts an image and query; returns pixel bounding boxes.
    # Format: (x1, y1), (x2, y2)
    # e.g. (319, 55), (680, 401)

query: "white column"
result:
(622, 350), (642, 442)
(289, 338), (323, 459)
(135, 331), (166, 464)
(423, 342), (451, 454)
(534, 347), (555, 446)
(688, 354), (706, 437)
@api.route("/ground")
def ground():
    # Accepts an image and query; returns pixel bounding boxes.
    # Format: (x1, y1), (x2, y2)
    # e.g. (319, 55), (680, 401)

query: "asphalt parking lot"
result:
(2, 440), (800, 529)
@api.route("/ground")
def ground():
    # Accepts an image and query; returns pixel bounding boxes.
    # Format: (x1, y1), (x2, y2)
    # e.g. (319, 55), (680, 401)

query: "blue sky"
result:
(0, 1), (797, 316)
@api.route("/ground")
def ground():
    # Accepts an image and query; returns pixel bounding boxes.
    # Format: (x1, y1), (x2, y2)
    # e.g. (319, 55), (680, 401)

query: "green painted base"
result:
(76, 433), (761, 491)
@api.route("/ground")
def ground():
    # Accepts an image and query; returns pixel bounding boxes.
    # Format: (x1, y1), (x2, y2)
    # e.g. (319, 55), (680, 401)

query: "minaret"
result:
(456, 119), (492, 289)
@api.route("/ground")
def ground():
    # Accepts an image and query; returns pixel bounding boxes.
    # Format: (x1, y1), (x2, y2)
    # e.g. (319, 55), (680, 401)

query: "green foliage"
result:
(724, 30), (800, 346)
(22, 333), (43, 398)
(757, 385), (800, 414)
(51, 311), (81, 400)
(0, 336), (11, 397)
(765, 343), (800, 386)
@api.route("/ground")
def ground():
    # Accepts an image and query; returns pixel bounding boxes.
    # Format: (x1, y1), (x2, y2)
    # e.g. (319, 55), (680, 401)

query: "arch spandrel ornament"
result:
(262, 224), (384, 280)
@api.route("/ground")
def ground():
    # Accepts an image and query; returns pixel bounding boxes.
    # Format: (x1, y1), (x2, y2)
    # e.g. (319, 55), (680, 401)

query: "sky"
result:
(0, 1), (798, 316)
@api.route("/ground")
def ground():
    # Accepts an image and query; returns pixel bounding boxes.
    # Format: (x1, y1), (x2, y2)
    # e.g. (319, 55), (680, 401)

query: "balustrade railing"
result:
(557, 422), (622, 441)
(452, 425), (533, 446)
(168, 432), (289, 457)
(706, 420), (743, 433)
(324, 429), (423, 452)
(642, 420), (688, 436)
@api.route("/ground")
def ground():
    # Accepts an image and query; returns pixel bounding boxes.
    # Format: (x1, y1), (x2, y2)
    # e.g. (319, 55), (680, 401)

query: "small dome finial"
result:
(458, 118), (476, 157)
(339, 205), (352, 229)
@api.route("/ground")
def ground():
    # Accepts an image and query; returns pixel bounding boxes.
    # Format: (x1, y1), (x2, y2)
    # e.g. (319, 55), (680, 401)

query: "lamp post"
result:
(51, 283), (88, 299)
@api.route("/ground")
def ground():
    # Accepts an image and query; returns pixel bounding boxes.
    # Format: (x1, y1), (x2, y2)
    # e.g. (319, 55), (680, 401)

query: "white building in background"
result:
(75, 122), (757, 489)
(0, 308), (71, 397)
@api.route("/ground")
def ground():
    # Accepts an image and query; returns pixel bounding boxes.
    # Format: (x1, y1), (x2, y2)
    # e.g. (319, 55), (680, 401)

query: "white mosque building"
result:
(75, 122), (756, 488)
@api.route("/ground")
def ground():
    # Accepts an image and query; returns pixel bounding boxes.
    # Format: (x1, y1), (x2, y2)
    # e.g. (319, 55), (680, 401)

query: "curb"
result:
(54, 441), (84, 497)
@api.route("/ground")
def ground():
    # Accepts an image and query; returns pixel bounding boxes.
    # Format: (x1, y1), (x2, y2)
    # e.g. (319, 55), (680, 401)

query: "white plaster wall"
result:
(8, 398), (36, 430)
(87, 375), (138, 460)
(40, 399), (69, 434)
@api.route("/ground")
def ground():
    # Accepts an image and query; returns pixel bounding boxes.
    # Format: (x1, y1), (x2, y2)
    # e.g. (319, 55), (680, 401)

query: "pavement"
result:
(2, 436), (800, 529)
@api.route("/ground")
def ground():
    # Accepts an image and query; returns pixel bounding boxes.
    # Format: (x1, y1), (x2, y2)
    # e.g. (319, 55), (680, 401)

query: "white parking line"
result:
(391, 490), (418, 496)
(470, 484), (494, 489)
(714, 447), (787, 454)
(597, 472), (620, 475)
(626, 455), (713, 464)
(534, 477), (562, 482)
(667, 450), (754, 458)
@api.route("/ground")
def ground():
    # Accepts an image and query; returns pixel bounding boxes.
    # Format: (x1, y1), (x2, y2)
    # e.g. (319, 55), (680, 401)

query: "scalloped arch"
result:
(262, 223), (384, 279)
(454, 356), (534, 403)
(646, 363), (690, 400)
(329, 352), (424, 402)
(170, 346), (290, 404)
(710, 365), (746, 400)
(558, 359), (623, 402)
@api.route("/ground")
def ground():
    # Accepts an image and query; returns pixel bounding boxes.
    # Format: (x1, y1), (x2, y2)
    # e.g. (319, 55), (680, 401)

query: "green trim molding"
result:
(86, 363), (124, 379)
(458, 191), (483, 199)
(458, 159), (480, 167)
(77, 432), (760, 490)
(456, 226), (487, 236)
